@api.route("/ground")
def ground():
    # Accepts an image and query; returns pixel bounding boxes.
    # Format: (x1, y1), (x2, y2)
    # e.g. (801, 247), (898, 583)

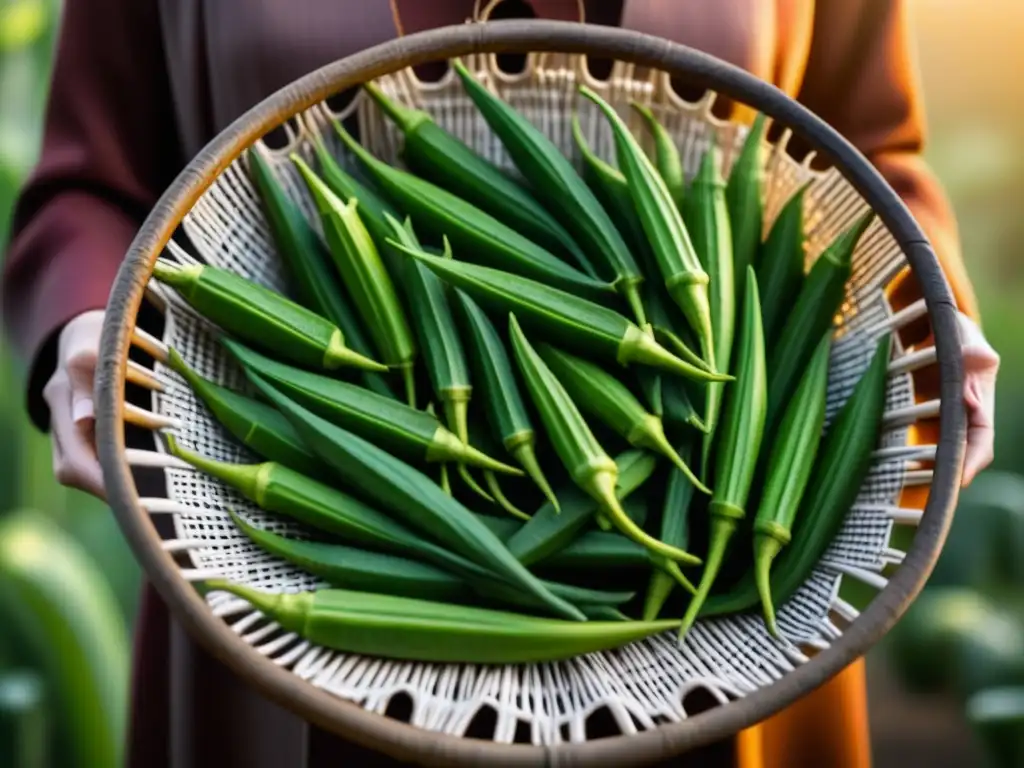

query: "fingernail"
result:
(72, 397), (95, 423)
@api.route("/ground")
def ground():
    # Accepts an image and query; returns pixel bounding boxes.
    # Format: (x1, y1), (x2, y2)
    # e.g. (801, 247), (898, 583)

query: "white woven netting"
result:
(132, 56), (936, 744)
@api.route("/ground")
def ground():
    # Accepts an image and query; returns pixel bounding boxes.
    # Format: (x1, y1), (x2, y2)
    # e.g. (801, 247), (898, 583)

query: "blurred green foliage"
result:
(0, 1), (139, 765)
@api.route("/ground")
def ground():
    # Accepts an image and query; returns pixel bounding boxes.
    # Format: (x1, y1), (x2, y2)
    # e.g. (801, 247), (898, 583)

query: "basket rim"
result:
(95, 18), (966, 765)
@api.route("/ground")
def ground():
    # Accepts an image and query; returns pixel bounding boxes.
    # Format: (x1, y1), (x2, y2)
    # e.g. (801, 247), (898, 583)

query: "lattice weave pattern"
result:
(133, 56), (932, 745)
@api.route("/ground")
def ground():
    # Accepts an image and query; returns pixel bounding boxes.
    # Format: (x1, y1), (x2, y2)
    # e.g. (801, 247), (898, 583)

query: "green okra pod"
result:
(579, 86), (715, 372)
(169, 439), (612, 615)
(453, 288), (559, 510)
(701, 335), (890, 621)
(474, 512), (650, 570)
(229, 510), (632, 614)
(222, 339), (521, 477)
(753, 331), (831, 636)
(452, 61), (647, 326)
(308, 132), (406, 274)
(248, 372), (587, 622)
(681, 266), (767, 636)
(767, 212), (874, 434)
(247, 147), (365, 340)
(725, 113), (767, 297)
(509, 314), (701, 567)
(250, 143), (399, 400)
(382, 215), (490, 501)
(643, 440), (700, 620)
(166, 348), (328, 479)
(757, 183), (810, 346)
(465, 414), (531, 521)
(394, 249), (731, 385)
(292, 155), (418, 406)
(660, 376), (707, 434)
(630, 103), (685, 210)
(681, 145), (736, 472)
(208, 581), (678, 664)
(149, 261), (386, 373)
(363, 81), (595, 276)
(504, 450), (657, 566)
(537, 344), (709, 494)
(332, 119), (612, 302)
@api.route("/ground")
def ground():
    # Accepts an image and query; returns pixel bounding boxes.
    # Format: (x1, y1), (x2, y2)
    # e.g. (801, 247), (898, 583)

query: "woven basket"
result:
(95, 19), (966, 765)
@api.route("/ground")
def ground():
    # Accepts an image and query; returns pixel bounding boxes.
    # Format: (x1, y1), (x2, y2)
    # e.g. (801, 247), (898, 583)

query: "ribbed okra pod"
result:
(363, 81), (594, 275)
(757, 183), (810, 346)
(308, 132), (405, 272)
(452, 61), (647, 326)
(753, 332), (831, 636)
(149, 261), (385, 373)
(222, 339), (520, 476)
(382, 214), (491, 502)
(398, 250), (730, 384)
(473, 512), (650, 570)
(725, 114), (767, 296)
(681, 267), (767, 635)
(643, 440), (700, 620)
(249, 373), (586, 621)
(571, 116), (666, 415)
(166, 348), (328, 479)
(332, 120), (612, 302)
(247, 147), (362, 335)
(170, 439), (617, 617)
(631, 103), (686, 210)
(228, 510), (632, 615)
(701, 335), (890, 621)
(682, 145), (736, 472)
(579, 86), (715, 371)
(537, 345), (709, 494)
(209, 581), (678, 664)
(453, 288), (559, 510)
(509, 314), (701, 567)
(767, 212), (873, 433)
(292, 155), (418, 406)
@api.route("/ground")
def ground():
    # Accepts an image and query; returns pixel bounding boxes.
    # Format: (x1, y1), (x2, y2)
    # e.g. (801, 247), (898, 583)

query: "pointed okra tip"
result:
(511, 439), (560, 513)
(694, 141), (726, 188)
(577, 84), (618, 122)
(289, 151), (344, 215)
(823, 209), (877, 267)
(754, 534), (784, 640)
(628, 100), (657, 128)
(361, 80), (427, 133)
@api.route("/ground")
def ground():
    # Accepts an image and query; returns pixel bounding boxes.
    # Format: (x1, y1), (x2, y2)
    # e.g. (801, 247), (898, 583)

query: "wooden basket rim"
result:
(95, 19), (966, 766)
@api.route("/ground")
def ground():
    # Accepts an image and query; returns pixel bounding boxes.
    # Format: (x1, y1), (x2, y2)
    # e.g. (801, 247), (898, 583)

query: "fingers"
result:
(962, 374), (996, 487)
(42, 362), (106, 501)
(957, 314), (999, 487)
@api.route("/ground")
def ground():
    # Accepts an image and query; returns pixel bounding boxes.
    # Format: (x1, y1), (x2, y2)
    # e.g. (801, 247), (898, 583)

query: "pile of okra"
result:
(153, 64), (892, 665)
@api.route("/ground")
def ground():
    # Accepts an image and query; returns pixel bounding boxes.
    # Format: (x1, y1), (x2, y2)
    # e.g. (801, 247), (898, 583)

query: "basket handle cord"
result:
(475, 0), (586, 23)
(388, 0), (586, 36)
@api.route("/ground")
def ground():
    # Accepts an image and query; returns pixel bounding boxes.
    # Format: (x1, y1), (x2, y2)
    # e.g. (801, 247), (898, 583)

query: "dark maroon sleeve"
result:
(1, 0), (184, 430)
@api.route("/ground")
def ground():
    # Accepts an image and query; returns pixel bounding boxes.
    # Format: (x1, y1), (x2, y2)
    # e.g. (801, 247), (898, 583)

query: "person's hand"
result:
(959, 312), (998, 487)
(42, 310), (106, 499)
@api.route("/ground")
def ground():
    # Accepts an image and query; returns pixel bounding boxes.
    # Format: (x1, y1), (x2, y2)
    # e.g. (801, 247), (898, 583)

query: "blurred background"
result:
(0, 0), (1020, 765)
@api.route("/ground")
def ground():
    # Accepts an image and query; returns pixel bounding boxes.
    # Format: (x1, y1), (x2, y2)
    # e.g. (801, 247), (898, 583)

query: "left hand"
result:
(958, 312), (998, 487)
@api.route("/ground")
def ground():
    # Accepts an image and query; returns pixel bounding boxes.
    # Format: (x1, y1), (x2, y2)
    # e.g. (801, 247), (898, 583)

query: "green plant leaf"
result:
(0, 509), (129, 768)
(0, 1), (48, 53)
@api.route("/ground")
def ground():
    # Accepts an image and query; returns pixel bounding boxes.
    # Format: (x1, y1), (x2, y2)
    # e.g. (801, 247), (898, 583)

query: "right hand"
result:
(42, 310), (106, 499)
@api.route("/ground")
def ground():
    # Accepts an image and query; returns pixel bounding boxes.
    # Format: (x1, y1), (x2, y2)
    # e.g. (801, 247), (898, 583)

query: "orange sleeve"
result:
(796, 0), (978, 322)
